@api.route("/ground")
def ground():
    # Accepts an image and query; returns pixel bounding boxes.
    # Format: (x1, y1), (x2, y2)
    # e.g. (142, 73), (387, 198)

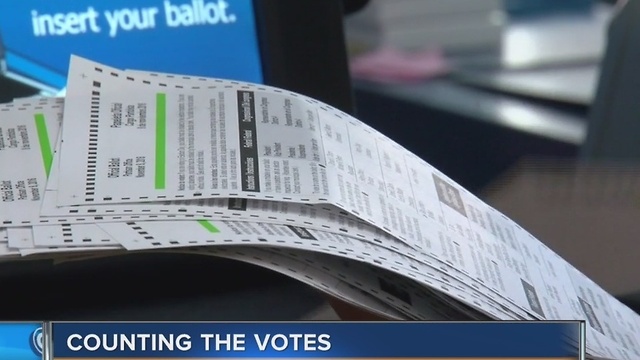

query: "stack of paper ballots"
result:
(0, 56), (638, 360)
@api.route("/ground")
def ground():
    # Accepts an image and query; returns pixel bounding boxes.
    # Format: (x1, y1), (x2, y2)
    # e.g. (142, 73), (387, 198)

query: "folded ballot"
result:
(0, 56), (638, 360)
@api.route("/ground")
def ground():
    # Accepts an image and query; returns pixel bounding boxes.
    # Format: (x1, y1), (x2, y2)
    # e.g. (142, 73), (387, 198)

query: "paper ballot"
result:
(57, 56), (330, 205)
(0, 55), (638, 359)
(0, 98), (63, 225)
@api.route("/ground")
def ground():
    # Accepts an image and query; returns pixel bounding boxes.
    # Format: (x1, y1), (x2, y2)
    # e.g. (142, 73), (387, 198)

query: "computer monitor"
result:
(0, 0), (262, 93)
(0, 0), (355, 115)
(0, 0), (360, 320)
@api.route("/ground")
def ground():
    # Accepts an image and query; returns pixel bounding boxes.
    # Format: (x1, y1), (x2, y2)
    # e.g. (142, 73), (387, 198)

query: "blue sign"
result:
(0, 0), (263, 92)
(0, 323), (43, 360)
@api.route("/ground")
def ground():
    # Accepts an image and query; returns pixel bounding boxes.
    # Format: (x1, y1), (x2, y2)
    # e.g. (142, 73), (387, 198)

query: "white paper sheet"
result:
(0, 98), (63, 225)
(0, 56), (636, 359)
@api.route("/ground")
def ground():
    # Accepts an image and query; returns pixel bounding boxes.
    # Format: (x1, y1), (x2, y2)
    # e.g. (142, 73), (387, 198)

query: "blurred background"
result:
(343, 0), (640, 313)
(1, 0), (639, 319)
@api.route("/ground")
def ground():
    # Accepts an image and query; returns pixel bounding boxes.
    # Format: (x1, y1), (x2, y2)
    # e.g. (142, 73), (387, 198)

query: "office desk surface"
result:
(352, 78), (587, 193)
(453, 64), (599, 106)
(354, 78), (587, 145)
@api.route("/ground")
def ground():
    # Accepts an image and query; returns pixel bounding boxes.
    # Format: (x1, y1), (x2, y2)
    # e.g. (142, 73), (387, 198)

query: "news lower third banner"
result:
(0, 322), (584, 360)
(0, 322), (44, 360)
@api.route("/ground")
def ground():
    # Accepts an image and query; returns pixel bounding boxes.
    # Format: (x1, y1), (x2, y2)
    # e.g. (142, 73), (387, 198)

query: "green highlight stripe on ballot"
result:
(155, 93), (167, 189)
(198, 220), (220, 233)
(34, 113), (53, 177)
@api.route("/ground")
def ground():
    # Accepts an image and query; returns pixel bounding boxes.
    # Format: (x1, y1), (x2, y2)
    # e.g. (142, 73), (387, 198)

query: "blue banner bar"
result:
(0, 322), (44, 360)
(52, 322), (580, 358)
